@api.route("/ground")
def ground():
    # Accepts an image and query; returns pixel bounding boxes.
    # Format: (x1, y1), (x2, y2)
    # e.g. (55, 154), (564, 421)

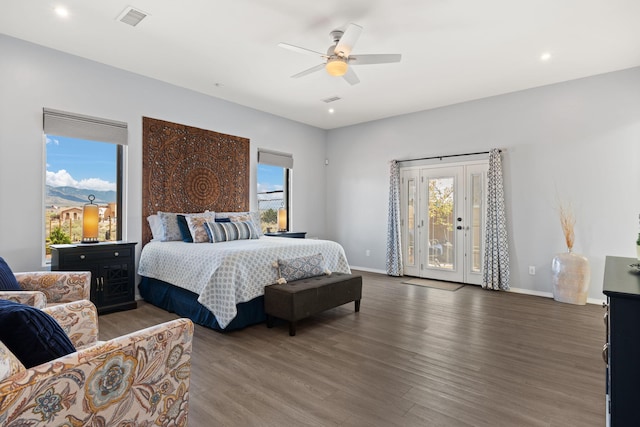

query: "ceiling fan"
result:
(278, 23), (401, 85)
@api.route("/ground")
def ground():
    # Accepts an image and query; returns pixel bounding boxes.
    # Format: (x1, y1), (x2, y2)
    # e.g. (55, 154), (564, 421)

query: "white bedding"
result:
(138, 236), (351, 328)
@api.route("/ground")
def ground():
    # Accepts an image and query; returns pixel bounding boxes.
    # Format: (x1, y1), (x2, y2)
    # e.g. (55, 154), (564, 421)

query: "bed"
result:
(139, 117), (350, 331)
(138, 236), (351, 330)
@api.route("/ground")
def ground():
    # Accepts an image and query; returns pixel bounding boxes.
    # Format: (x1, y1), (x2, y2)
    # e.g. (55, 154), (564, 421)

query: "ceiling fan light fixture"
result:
(326, 57), (348, 77)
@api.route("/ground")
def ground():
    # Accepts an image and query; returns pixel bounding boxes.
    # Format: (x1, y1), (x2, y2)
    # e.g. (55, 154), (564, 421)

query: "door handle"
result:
(456, 226), (462, 230)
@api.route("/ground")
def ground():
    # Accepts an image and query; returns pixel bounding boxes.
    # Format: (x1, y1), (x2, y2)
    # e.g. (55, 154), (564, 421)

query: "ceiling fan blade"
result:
(291, 63), (325, 79)
(335, 23), (363, 57)
(349, 54), (402, 65)
(278, 42), (326, 58)
(343, 67), (360, 85)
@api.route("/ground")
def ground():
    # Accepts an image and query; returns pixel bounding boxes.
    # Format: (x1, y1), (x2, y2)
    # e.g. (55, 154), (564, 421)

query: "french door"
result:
(400, 162), (487, 285)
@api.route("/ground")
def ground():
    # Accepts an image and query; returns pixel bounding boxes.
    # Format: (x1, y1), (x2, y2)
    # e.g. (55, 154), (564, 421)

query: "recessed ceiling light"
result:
(54, 6), (69, 18)
(328, 108), (335, 114)
(540, 52), (552, 62)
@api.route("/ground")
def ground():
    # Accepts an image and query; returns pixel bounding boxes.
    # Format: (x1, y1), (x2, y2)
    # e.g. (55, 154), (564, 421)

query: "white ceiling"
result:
(2, 0), (639, 130)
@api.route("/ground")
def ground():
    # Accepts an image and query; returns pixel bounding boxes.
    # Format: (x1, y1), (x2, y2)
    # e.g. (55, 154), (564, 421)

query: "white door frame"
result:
(400, 160), (488, 285)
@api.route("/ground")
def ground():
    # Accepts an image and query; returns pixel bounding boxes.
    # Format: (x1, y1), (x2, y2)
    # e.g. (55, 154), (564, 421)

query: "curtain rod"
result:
(397, 149), (500, 163)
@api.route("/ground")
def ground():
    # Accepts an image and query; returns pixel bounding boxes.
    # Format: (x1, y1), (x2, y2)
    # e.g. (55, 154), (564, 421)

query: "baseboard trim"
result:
(349, 266), (387, 275)
(348, 269), (606, 305)
(508, 287), (605, 305)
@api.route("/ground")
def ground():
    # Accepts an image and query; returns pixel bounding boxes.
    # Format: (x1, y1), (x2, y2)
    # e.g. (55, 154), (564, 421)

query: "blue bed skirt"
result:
(138, 277), (266, 331)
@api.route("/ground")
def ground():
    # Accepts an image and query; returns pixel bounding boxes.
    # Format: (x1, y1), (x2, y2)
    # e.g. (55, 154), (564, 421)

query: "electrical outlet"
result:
(366, 249), (371, 257)
(529, 266), (536, 275)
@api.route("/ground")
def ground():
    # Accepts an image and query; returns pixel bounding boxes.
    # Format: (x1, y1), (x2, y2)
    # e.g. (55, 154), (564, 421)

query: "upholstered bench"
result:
(264, 272), (362, 336)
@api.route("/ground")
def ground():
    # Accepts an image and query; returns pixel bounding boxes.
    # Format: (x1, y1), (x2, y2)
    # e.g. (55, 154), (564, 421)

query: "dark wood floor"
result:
(99, 271), (606, 426)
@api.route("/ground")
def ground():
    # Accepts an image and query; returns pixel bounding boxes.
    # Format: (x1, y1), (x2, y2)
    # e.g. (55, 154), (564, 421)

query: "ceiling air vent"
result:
(116, 6), (148, 27)
(322, 96), (341, 103)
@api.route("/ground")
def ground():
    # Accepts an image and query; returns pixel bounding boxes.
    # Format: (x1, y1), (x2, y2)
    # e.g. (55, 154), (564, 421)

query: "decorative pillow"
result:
(216, 211), (263, 236)
(277, 253), (328, 282)
(176, 215), (193, 243)
(215, 217), (231, 223)
(0, 257), (20, 291)
(0, 340), (25, 381)
(157, 212), (184, 242)
(0, 299), (76, 368)
(205, 221), (259, 243)
(185, 212), (217, 243)
(147, 214), (165, 241)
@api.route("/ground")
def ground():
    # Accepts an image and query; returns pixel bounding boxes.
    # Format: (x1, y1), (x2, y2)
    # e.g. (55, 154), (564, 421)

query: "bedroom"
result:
(1, 1), (639, 425)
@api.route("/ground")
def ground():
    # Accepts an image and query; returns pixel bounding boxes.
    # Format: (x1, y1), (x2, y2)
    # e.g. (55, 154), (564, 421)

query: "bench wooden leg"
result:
(289, 321), (296, 336)
(355, 299), (361, 312)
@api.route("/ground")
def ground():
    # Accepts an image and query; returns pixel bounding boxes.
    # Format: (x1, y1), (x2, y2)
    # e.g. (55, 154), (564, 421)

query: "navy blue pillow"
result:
(0, 257), (20, 290)
(0, 299), (76, 368)
(176, 215), (193, 242)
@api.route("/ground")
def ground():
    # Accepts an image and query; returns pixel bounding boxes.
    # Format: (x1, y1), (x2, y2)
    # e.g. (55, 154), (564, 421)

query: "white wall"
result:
(0, 35), (327, 271)
(3, 33), (638, 302)
(326, 67), (640, 301)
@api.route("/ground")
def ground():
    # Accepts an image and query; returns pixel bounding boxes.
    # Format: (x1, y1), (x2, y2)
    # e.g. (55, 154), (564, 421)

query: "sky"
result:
(46, 135), (117, 191)
(46, 134), (286, 195)
(257, 164), (284, 198)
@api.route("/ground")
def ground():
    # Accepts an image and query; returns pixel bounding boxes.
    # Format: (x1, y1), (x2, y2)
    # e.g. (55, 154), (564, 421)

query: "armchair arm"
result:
(0, 318), (193, 426)
(43, 300), (99, 349)
(14, 271), (91, 304)
(0, 291), (47, 309)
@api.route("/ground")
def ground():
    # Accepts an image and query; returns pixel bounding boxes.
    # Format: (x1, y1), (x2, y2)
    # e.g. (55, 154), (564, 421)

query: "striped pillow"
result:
(205, 221), (259, 243)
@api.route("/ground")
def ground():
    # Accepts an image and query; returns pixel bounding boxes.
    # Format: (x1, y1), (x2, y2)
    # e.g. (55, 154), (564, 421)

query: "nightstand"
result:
(50, 241), (137, 314)
(264, 231), (307, 239)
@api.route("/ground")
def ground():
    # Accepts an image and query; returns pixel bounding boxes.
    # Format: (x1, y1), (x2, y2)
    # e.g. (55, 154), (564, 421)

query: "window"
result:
(43, 109), (126, 261)
(257, 149), (292, 233)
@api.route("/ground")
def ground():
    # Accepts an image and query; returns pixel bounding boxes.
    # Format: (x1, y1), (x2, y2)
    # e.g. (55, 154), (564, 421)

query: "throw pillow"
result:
(205, 221), (259, 243)
(0, 257), (20, 291)
(185, 212), (217, 243)
(157, 212), (184, 241)
(215, 211), (263, 236)
(0, 340), (25, 381)
(176, 215), (193, 242)
(277, 253), (327, 282)
(0, 299), (76, 368)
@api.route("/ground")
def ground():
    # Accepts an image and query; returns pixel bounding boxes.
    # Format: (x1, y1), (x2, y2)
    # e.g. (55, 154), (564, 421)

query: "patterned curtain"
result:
(386, 160), (403, 276)
(482, 149), (510, 290)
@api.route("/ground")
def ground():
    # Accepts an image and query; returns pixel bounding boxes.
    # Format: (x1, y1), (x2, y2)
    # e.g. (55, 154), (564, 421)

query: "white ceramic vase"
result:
(551, 251), (590, 305)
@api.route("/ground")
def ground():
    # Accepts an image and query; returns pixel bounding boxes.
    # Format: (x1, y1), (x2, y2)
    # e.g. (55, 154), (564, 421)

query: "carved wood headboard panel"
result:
(142, 117), (250, 246)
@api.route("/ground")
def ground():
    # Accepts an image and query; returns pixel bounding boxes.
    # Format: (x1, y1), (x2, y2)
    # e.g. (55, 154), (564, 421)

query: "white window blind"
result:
(43, 108), (128, 145)
(258, 149), (293, 169)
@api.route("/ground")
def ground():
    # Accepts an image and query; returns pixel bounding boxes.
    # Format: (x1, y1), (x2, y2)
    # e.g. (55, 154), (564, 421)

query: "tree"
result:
(261, 208), (277, 225)
(428, 179), (454, 242)
(49, 226), (72, 244)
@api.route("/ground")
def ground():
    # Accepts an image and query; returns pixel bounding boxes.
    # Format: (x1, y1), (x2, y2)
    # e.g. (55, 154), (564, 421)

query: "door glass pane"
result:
(428, 177), (454, 270)
(407, 178), (416, 266)
(470, 173), (483, 272)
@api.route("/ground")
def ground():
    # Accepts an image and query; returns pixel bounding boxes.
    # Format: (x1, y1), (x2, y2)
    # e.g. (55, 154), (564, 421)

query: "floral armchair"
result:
(0, 271), (91, 308)
(0, 299), (194, 426)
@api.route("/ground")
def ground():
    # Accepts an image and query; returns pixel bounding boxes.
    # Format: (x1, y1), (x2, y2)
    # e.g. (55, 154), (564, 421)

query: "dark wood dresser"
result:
(51, 241), (137, 314)
(602, 255), (640, 426)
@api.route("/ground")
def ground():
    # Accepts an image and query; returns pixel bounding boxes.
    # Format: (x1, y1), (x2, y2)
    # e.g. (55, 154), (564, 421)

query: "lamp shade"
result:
(277, 208), (287, 232)
(82, 195), (99, 243)
(326, 57), (348, 76)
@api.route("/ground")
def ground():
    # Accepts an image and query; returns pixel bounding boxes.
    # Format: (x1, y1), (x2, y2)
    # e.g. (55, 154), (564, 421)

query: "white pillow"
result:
(147, 214), (164, 241)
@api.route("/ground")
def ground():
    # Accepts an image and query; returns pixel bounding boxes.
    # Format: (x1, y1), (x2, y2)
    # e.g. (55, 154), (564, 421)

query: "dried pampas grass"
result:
(558, 202), (575, 251)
